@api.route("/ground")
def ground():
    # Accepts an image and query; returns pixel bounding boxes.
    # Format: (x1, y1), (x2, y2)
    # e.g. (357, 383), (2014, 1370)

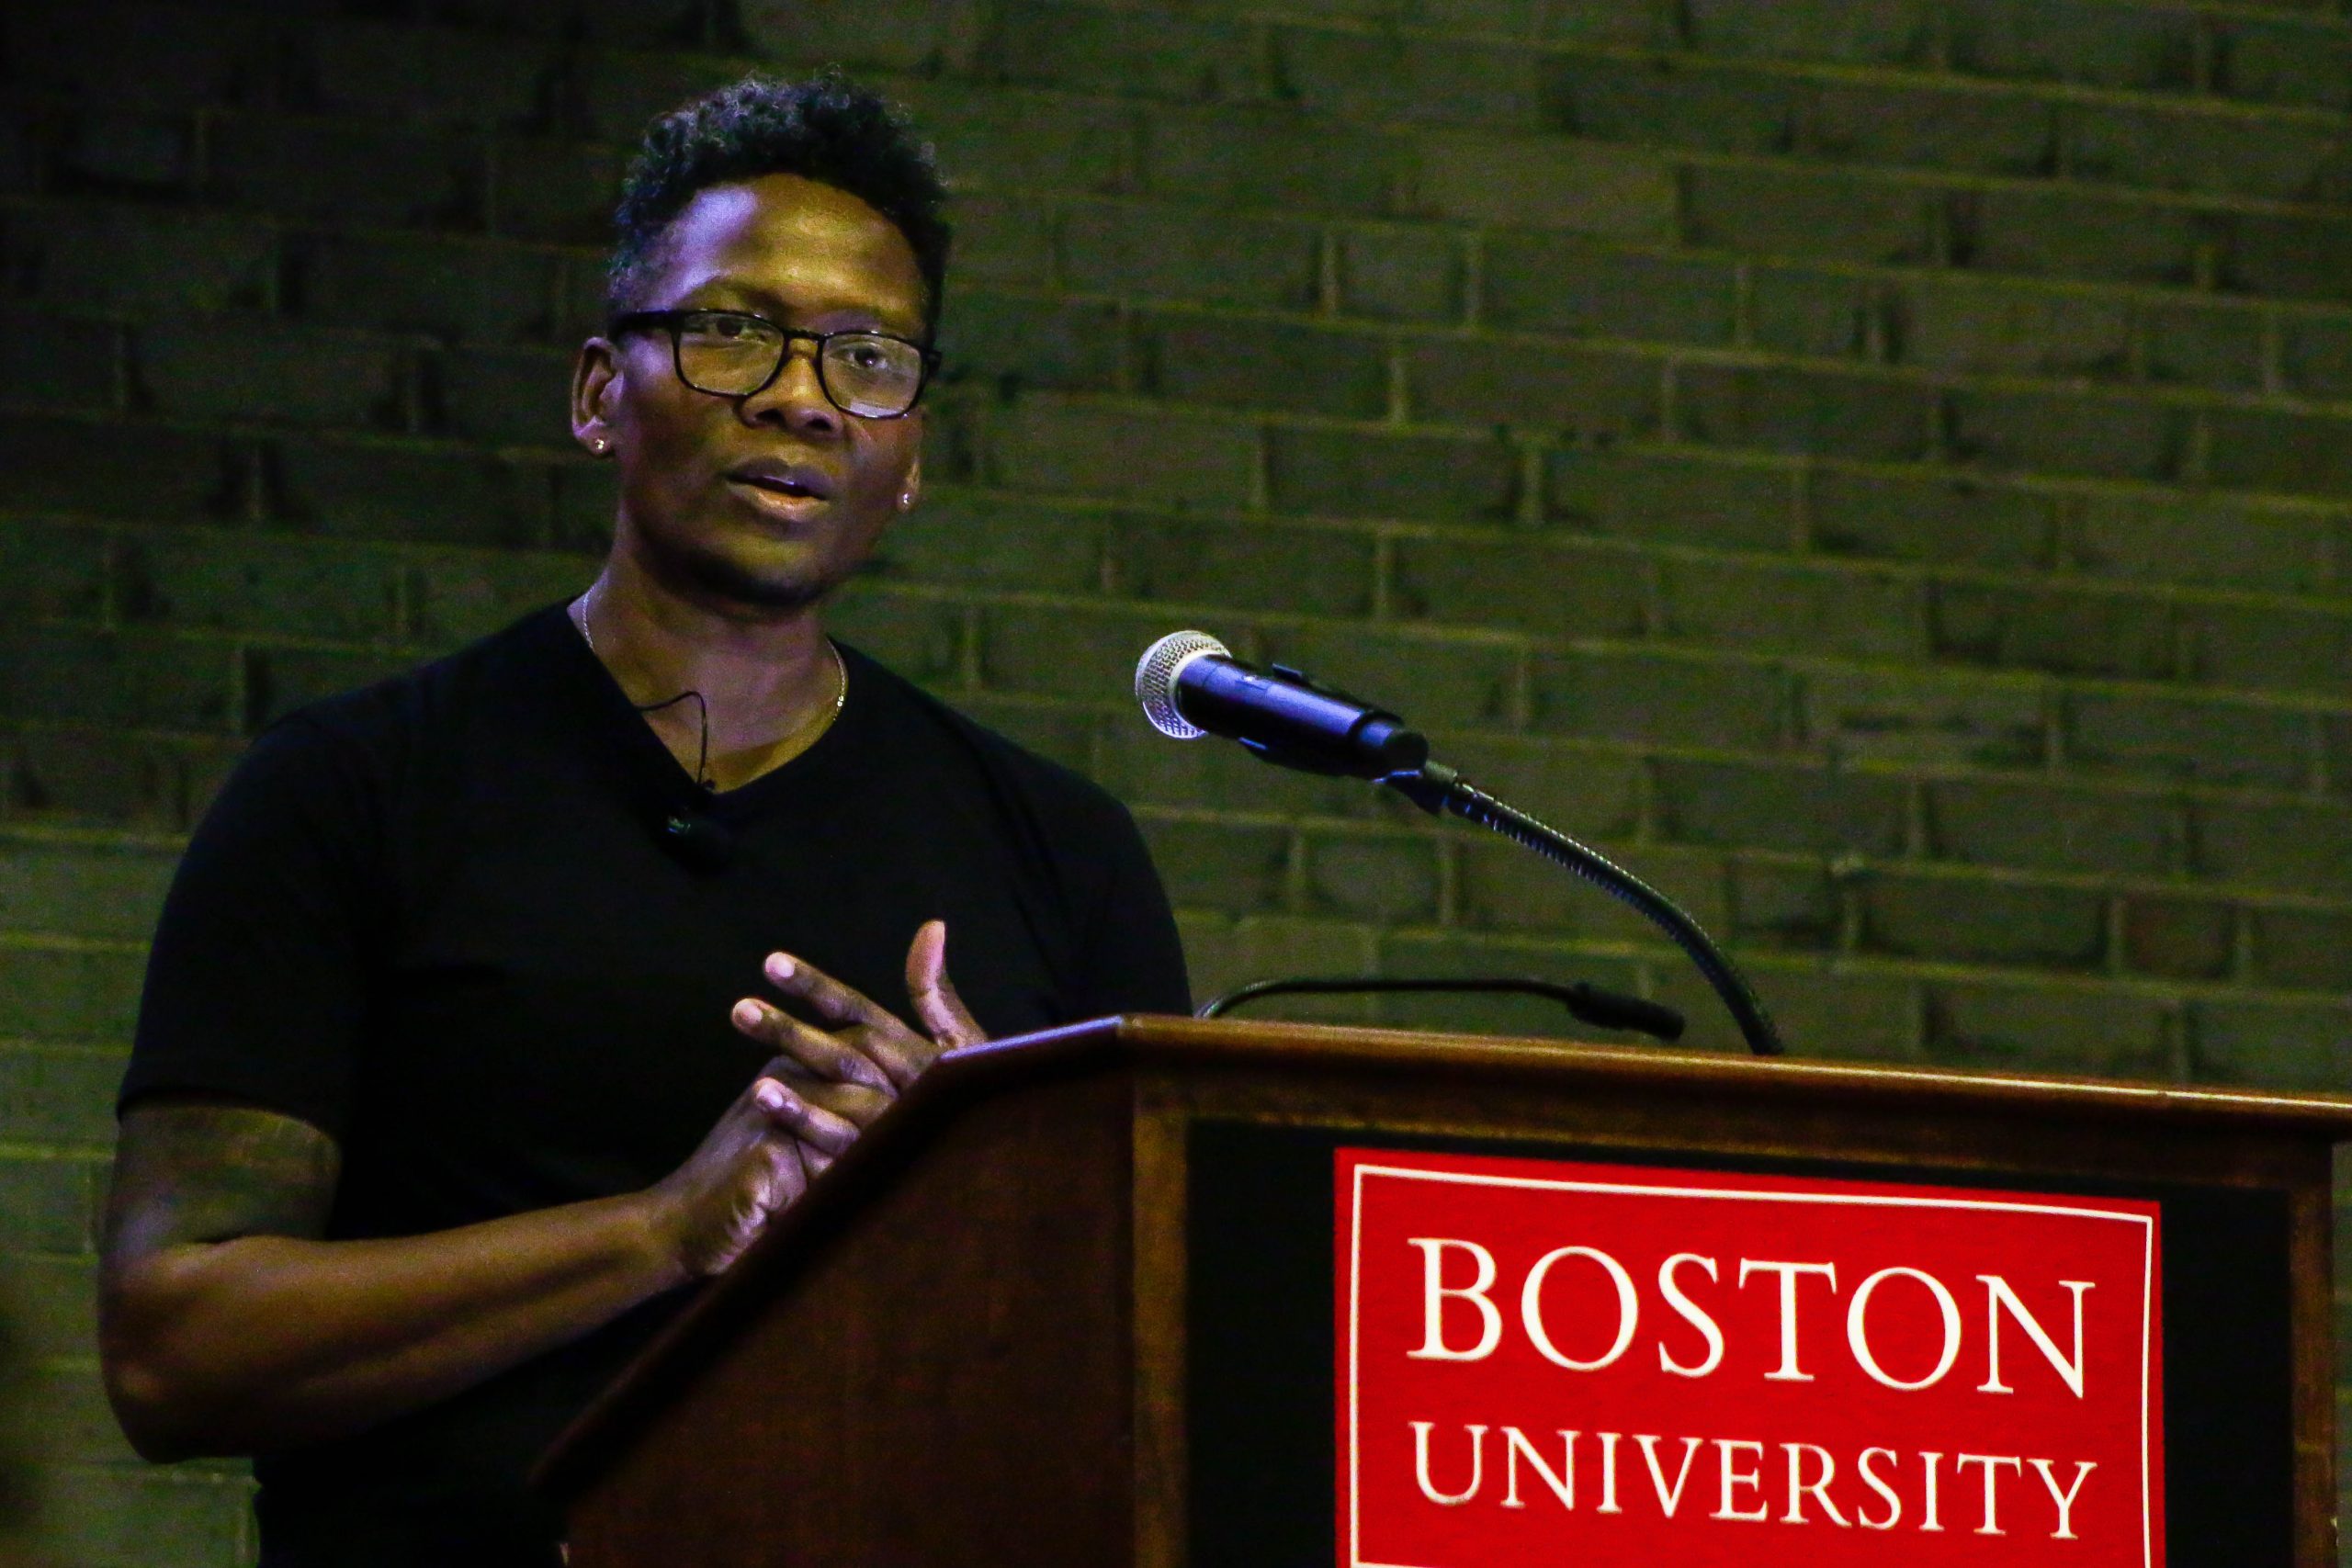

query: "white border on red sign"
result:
(1342, 1160), (2160, 1568)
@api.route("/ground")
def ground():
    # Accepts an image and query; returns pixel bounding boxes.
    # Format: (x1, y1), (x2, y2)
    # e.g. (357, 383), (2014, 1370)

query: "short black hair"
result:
(606, 70), (952, 336)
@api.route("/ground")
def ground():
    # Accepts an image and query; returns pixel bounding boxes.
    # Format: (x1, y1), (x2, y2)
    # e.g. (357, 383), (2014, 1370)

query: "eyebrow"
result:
(678, 282), (923, 336)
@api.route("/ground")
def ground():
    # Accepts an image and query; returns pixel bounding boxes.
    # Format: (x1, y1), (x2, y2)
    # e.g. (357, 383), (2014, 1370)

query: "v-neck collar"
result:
(537, 602), (862, 824)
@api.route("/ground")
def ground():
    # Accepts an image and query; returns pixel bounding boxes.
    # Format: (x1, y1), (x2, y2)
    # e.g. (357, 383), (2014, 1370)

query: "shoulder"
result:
(196, 604), (580, 864)
(840, 644), (1137, 836)
(251, 604), (576, 778)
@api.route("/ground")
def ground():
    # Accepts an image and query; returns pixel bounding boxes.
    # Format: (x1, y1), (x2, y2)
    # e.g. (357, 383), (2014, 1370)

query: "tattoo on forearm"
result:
(102, 1103), (343, 1261)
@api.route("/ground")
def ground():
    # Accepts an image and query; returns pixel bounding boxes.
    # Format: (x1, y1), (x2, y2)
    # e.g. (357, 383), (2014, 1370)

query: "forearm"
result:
(101, 1021), (863, 1464)
(103, 1190), (685, 1461)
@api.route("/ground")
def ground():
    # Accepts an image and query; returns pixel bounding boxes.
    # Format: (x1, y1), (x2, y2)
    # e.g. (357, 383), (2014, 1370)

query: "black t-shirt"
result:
(120, 604), (1191, 1566)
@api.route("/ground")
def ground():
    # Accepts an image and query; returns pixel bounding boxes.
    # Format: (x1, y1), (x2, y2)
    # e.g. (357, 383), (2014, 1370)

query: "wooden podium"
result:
(535, 1016), (2352, 1566)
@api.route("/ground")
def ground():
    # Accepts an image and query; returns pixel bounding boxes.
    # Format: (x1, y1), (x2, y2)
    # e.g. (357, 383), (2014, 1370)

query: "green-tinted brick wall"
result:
(5, 0), (2352, 1559)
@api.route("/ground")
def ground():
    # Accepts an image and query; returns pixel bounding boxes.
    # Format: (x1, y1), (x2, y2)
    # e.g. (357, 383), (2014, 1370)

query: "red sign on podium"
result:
(1337, 1149), (2163, 1568)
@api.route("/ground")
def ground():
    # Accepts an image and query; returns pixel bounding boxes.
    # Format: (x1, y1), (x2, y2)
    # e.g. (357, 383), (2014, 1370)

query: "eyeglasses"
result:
(608, 309), (939, 420)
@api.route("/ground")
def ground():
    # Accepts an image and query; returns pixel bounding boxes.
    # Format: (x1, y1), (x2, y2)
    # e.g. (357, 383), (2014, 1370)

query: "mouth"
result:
(725, 461), (837, 522)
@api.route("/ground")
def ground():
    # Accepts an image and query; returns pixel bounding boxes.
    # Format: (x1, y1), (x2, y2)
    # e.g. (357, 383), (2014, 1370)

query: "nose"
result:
(741, 338), (840, 436)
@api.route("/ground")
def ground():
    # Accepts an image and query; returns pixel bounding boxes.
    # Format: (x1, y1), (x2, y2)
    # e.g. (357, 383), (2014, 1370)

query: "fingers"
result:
(905, 919), (986, 1051)
(732, 999), (892, 1090)
(752, 1077), (862, 1157)
(773, 1071), (890, 1134)
(757, 952), (930, 1089)
(749, 1134), (809, 1217)
(761, 951), (888, 1031)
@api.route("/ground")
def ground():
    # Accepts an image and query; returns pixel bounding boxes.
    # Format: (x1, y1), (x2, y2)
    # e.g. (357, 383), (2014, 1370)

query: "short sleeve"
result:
(1072, 800), (1193, 1018)
(119, 716), (388, 1138)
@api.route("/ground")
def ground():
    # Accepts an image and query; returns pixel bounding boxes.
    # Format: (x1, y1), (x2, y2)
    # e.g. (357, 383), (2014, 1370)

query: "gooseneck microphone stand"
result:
(1134, 631), (1788, 1058)
(1381, 761), (1785, 1058)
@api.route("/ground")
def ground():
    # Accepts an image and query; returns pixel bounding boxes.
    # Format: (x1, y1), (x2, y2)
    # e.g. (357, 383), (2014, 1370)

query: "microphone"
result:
(658, 809), (735, 872)
(1134, 631), (1430, 780)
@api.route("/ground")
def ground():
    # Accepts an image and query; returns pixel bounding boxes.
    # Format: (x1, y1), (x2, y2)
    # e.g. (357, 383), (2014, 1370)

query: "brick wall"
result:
(4, 0), (2352, 1559)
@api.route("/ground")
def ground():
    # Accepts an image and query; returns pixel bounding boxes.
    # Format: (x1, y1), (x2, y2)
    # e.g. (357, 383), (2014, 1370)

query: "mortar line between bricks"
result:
(41, 472), (2333, 611)
(1138, 805), (1449, 836)
(74, 276), (2313, 389)
(1062, 621), (2352, 719)
(903, 344), (2352, 429)
(771, 694), (2351, 810)
(1221, 919), (2352, 1008)
(0, 717), (272, 750)
(21, 96), (2352, 297)
(242, 5), (2352, 130)
(1475, 535), (2346, 620)
(14, 591), (2350, 730)
(4, 662), (2347, 810)
(1003, 192), (2352, 314)
(0, 822), (195, 852)
(4, 615), (421, 662)
(32, 1466), (260, 1501)
(40, 298), (2352, 431)
(933, 447), (2352, 525)
(37, 90), (2352, 260)
(1175, 2), (2352, 94)
(789, 594), (2352, 716)
(1136, 738), (2352, 822)
(1011, 260), (2352, 334)
(1146, 794), (2352, 912)
(0, 401), (625, 464)
(1223, 726), (2352, 815)
(0, 1142), (110, 1163)
(31, 175), (2352, 337)
(0, 191), (592, 268)
(968, 591), (2352, 716)
(1252, 340), (2352, 424)
(1030, 156), (2346, 228)
(2, 309), (579, 372)
(1072, 111), (2352, 221)
(370, 17), (2352, 140)
(0, 1038), (130, 1057)
(0, 933), (145, 956)
(0, 521), (608, 584)
(32, 370), (2352, 525)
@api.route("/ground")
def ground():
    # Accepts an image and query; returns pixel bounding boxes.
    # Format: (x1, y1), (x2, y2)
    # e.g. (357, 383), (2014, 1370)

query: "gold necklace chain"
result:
(570, 594), (848, 761)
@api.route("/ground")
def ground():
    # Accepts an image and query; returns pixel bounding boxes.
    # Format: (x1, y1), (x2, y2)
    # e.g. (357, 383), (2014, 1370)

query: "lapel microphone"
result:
(657, 806), (736, 873)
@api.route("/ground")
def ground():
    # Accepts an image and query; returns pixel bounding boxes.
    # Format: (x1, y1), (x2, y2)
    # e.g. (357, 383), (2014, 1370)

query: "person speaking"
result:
(97, 72), (1189, 1567)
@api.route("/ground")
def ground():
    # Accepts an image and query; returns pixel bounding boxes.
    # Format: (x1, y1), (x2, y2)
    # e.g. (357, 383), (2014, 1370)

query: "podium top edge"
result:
(953, 1013), (2352, 1136)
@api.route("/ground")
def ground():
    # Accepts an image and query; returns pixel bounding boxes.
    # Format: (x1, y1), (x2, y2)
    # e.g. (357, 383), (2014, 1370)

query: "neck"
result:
(576, 558), (841, 774)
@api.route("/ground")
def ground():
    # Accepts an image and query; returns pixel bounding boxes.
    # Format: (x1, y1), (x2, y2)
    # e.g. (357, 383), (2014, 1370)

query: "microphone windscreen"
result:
(1134, 629), (1229, 739)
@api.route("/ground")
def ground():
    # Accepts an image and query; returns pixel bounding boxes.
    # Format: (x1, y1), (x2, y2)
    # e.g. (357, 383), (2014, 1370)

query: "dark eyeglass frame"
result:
(607, 309), (941, 420)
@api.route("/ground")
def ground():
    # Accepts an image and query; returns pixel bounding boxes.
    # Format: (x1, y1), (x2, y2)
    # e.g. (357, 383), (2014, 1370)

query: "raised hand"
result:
(727, 919), (986, 1145)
